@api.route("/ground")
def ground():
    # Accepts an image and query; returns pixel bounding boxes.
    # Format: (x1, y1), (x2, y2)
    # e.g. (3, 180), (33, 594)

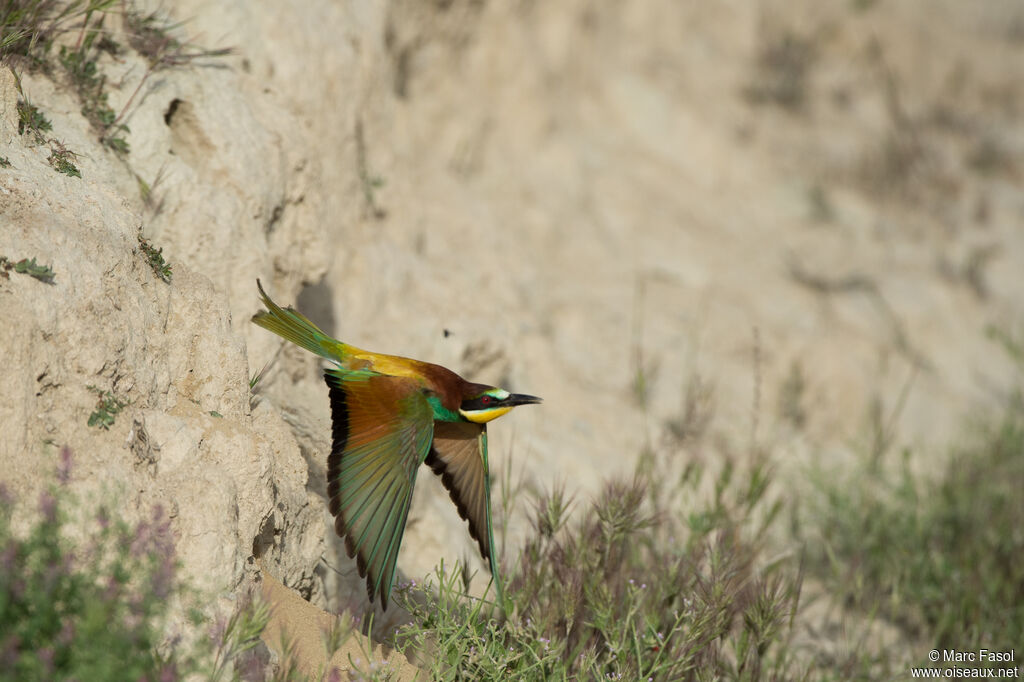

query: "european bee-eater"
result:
(252, 280), (540, 609)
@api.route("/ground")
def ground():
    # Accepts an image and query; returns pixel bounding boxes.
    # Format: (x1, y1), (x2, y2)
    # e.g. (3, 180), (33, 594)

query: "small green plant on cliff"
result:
(15, 94), (82, 176)
(16, 96), (82, 177)
(355, 119), (386, 220)
(58, 1), (129, 154)
(46, 141), (79, 176)
(86, 384), (128, 429)
(138, 234), (172, 283)
(16, 99), (51, 142)
(0, 255), (55, 282)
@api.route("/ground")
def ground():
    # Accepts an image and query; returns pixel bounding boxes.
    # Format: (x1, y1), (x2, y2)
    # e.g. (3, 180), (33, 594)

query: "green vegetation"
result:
(57, 1), (130, 155)
(16, 99), (51, 141)
(386, 341), (1024, 679)
(123, 4), (232, 67)
(355, 118), (387, 220)
(801, 393), (1024, 673)
(0, 448), (289, 681)
(6, 343), (1022, 679)
(0, 447), (188, 680)
(0, 255), (55, 282)
(394, 447), (804, 680)
(794, 326), (1024, 677)
(16, 97), (81, 177)
(248, 360), (272, 413)
(86, 385), (128, 429)
(209, 599), (273, 681)
(138, 234), (172, 283)
(2, 0), (230, 159)
(46, 143), (79, 176)
(1, 0), (71, 64)
(777, 360), (807, 429)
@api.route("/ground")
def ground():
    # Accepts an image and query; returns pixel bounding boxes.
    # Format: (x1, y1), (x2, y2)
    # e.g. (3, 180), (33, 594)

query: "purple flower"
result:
(38, 491), (57, 523)
(1, 634), (20, 667)
(59, 619), (75, 646)
(37, 647), (54, 675)
(0, 543), (18, 575)
(96, 507), (110, 530)
(151, 555), (176, 600)
(57, 446), (73, 485)
(209, 617), (227, 644)
(159, 663), (177, 682)
(104, 574), (122, 601)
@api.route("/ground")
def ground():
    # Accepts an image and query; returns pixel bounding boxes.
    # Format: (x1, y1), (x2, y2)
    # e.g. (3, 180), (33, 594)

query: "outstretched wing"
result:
(425, 421), (505, 605)
(324, 368), (433, 608)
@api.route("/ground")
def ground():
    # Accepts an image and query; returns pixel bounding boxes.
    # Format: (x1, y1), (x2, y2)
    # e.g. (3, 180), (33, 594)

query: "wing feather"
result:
(425, 421), (505, 606)
(324, 369), (433, 607)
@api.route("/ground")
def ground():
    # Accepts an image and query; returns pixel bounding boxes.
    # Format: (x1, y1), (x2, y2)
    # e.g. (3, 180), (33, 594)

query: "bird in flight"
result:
(252, 280), (541, 609)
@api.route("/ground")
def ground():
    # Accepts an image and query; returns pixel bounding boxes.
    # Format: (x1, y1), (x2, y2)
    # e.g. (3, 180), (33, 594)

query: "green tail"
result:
(252, 279), (343, 363)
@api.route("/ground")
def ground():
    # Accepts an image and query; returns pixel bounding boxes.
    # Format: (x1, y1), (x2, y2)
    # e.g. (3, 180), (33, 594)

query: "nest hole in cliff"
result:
(164, 98), (183, 126)
(295, 278), (336, 338)
(252, 512), (277, 559)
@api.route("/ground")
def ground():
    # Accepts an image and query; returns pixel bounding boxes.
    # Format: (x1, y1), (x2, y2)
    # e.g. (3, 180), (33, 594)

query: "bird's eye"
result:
(481, 395), (492, 405)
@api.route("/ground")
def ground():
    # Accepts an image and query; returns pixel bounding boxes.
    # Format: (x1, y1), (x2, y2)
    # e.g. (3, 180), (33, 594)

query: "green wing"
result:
(324, 368), (434, 608)
(425, 421), (505, 608)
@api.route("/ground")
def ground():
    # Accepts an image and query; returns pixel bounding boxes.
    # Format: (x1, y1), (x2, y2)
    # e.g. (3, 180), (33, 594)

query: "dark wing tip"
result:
(335, 513), (387, 608)
(340, 520), (359, 561)
(424, 447), (491, 564)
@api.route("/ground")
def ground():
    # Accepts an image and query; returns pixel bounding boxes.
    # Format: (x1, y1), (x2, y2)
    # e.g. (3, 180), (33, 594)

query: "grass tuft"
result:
(0, 0), (64, 65)
(16, 99), (51, 140)
(122, 5), (232, 68)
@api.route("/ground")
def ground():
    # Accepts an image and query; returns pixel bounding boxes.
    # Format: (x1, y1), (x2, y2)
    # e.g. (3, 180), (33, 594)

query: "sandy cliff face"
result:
(2, 0), (1021, 673)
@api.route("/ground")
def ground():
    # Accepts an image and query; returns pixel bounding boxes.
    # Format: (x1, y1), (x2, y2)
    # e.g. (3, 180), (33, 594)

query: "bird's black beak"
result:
(507, 393), (543, 407)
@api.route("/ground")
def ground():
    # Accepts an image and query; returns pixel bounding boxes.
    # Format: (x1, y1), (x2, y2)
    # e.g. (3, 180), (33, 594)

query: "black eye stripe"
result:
(461, 395), (500, 411)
